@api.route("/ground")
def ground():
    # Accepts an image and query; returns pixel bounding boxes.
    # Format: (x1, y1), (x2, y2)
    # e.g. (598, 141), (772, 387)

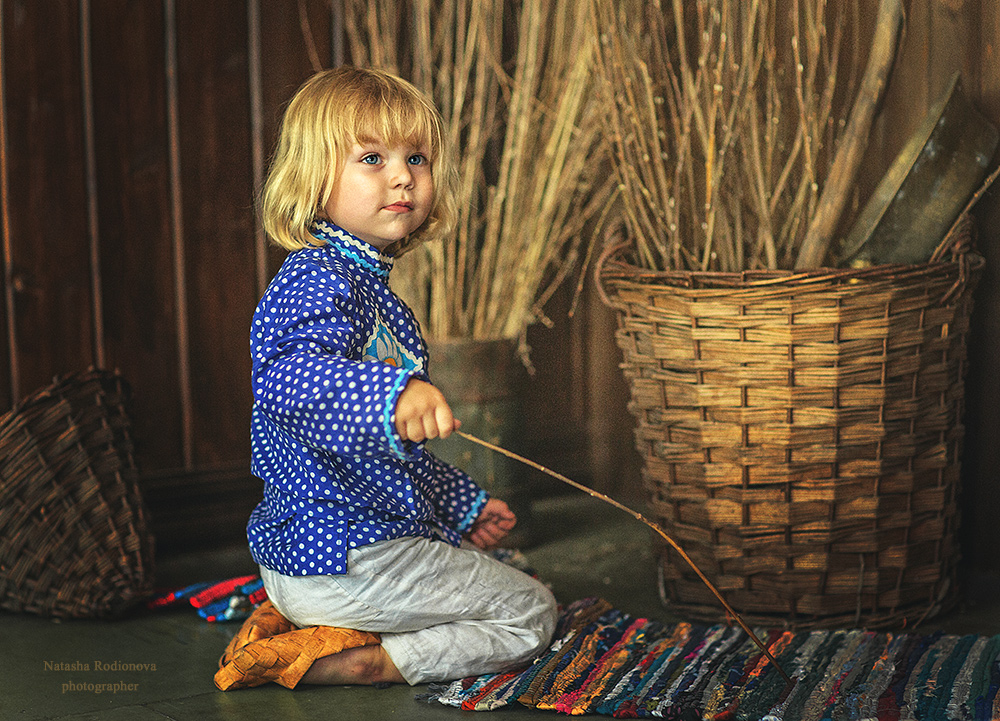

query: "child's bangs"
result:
(351, 92), (439, 158)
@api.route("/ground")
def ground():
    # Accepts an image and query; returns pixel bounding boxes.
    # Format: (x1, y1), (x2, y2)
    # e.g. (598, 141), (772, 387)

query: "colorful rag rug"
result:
(422, 597), (1000, 720)
(148, 574), (267, 622)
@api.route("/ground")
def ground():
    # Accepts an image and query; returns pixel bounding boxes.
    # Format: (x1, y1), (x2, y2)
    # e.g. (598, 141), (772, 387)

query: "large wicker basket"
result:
(598, 226), (980, 629)
(0, 369), (155, 618)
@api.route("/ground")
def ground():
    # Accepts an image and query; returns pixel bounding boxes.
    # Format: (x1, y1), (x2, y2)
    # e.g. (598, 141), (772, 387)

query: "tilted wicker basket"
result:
(599, 223), (980, 629)
(0, 369), (155, 618)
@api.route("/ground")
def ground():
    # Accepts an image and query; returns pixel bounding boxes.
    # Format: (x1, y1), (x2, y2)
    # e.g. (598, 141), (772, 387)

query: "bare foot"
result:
(299, 645), (405, 686)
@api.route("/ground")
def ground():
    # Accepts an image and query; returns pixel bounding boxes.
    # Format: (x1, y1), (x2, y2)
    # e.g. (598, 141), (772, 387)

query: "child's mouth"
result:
(384, 202), (413, 212)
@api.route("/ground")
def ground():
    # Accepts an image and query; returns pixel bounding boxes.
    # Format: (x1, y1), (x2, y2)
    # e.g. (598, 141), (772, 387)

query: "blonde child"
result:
(248, 66), (557, 686)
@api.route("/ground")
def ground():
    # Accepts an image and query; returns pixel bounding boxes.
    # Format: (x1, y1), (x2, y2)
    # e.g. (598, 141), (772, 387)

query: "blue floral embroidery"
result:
(363, 322), (420, 371)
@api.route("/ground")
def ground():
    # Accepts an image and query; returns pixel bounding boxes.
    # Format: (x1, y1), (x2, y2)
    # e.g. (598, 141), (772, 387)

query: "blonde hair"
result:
(260, 66), (456, 254)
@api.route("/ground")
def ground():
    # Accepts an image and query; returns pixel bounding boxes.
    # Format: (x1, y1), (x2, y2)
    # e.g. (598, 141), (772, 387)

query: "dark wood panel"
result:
(142, 466), (261, 553)
(90, 0), (184, 473)
(257, 1), (336, 286)
(4, 0), (95, 397)
(962, 0), (1000, 575)
(519, 277), (640, 499)
(583, 280), (642, 500)
(0, 4), (15, 410)
(174, 0), (257, 468)
(259, 1), (335, 137)
(521, 284), (594, 493)
(930, 0), (977, 89)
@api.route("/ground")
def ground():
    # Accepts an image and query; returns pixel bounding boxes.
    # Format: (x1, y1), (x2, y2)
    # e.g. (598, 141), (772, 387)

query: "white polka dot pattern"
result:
(247, 221), (489, 576)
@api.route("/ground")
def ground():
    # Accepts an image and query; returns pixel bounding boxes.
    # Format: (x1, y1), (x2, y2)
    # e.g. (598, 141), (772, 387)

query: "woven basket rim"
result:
(596, 211), (982, 294)
(596, 250), (982, 312)
(0, 367), (126, 418)
(599, 250), (983, 288)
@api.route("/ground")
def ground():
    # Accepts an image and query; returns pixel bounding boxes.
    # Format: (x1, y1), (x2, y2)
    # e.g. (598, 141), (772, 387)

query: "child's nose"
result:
(388, 160), (414, 188)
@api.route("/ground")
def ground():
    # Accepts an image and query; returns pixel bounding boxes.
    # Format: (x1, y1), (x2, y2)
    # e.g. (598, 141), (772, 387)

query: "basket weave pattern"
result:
(601, 252), (980, 629)
(0, 369), (154, 618)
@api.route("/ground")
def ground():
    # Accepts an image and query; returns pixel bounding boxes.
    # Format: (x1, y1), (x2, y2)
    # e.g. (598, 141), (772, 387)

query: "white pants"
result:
(259, 536), (558, 685)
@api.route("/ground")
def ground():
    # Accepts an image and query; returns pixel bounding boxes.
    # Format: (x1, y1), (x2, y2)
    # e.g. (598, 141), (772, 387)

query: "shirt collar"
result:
(310, 220), (394, 279)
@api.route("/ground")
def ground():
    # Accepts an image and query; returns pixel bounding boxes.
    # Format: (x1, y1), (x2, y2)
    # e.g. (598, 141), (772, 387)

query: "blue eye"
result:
(361, 153), (380, 165)
(408, 154), (428, 166)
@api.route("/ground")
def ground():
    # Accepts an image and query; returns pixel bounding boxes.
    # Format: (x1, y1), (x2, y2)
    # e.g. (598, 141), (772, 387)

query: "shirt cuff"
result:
(456, 488), (490, 534)
(382, 368), (420, 460)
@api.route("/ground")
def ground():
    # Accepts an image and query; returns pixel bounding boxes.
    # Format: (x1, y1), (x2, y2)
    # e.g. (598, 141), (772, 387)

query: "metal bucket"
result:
(840, 72), (998, 266)
(425, 337), (534, 546)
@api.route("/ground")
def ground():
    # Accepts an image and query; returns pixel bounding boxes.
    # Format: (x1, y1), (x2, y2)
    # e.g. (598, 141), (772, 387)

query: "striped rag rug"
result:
(420, 597), (1000, 719)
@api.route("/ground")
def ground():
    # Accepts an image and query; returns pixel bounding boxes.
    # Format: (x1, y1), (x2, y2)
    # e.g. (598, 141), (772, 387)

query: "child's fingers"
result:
(394, 379), (458, 441)
(419, 415), (438, 441)
(472, 518), (510, 549)
(399, 417), (421, 442)
(434, 404), (457, 439)
(483, 499), (516, 525)
(470, 528), (500, 550)
(497, 504), (516, 525)
(398, 412), (455, 443)
(483, 510), (516, 532)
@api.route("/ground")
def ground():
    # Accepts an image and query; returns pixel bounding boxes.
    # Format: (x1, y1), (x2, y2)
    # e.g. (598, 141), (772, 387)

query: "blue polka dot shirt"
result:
(248, 220), (489, 576)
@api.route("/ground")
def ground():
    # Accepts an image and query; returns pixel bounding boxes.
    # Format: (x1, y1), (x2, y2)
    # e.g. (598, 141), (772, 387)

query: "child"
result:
(247, 66), (558, 687)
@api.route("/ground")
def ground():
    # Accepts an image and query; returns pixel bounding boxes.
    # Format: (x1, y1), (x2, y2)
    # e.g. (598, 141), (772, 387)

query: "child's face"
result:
(322, 138), (434, 252)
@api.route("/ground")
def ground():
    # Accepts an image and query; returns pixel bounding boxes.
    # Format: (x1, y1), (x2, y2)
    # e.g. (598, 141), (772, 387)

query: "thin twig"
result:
(456, 430), (795, 686)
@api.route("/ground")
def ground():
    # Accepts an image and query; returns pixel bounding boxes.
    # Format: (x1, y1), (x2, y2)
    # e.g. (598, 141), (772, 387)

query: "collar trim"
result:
(311, 220), (393, 278)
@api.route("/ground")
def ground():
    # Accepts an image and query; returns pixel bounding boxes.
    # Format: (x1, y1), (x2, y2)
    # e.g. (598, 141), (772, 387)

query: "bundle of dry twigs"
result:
(341, 0), (611, 344)
(591, 0), (900, 272)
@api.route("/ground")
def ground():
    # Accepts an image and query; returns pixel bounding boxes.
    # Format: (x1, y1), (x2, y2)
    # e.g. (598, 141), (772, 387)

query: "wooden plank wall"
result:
(0, 0), (335, 551)
(1, 0), (999, 580)
(951, 0), (1000, 582)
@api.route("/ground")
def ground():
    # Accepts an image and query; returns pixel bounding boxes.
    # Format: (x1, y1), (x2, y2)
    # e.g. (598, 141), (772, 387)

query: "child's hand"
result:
(466, 498), (517, 550)
(394, 378), (461, 442)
